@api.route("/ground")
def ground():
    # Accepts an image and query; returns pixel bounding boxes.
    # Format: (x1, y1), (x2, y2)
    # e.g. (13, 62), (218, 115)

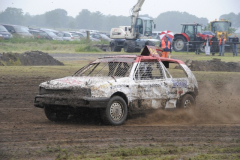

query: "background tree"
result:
(0, 7), (24, 25)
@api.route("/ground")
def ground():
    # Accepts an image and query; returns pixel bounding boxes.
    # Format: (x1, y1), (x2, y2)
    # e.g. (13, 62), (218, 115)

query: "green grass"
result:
(0, 37), (109, 53)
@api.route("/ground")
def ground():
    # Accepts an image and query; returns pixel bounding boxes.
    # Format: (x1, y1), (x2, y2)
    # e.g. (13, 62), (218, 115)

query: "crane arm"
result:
(131, 0), (145, 37)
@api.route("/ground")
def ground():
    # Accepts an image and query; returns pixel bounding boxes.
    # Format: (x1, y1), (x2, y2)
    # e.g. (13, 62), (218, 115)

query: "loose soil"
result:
(185, 58), (240, 72)
(1, 54), (240, 159)
(0, 51), (64, 66)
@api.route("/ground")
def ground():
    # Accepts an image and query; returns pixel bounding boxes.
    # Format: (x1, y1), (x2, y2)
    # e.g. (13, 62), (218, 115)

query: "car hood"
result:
(0, 31), (11, 35)
(40, 76), (116, 90)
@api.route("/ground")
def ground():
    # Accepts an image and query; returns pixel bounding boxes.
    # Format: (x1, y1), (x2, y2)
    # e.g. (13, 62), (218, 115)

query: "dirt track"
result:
(1, 57), (240, 159)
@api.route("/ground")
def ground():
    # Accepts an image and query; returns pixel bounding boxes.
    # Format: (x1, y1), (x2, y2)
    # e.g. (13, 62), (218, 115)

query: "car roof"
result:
(0, 24), (26, 27)
(100, 55), (184, 64)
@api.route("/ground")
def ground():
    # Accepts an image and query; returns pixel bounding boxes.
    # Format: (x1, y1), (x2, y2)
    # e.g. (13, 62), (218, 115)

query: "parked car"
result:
(0, 24), (12, 40)
(69, 31), (100, 42)
(34, 48), (198, 125)
(57, 32), (80, 41)
(69, 31), (85, 39)
(29, 29), (51, 40)
(39, 29), (62, 41)
(1, 24), (33, 38)
(91, 33), (112, 42)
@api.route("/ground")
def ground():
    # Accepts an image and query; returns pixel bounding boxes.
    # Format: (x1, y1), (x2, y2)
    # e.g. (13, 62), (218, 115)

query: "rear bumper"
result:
(34, 95), (110, 109)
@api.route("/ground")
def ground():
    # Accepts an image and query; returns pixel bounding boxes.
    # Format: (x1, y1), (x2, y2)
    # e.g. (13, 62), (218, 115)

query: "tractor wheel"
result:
(199, 42), (205, 53)
(134, 48), (142, 52)
(124, 40), (135, 53)
(111, 43), (121, 52)
(173, 36), (187, 52)
(145, 41), (155, 46)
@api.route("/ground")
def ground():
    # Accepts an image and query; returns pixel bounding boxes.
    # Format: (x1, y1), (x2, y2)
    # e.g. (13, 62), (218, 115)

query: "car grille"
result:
(39, 87), (91, 97)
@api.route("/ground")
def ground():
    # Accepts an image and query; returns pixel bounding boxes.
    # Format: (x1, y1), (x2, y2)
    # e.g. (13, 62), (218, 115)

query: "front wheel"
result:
(101, 96), (128, 125)
(44, 106), (69, 121)
(179, 94), (196, 109)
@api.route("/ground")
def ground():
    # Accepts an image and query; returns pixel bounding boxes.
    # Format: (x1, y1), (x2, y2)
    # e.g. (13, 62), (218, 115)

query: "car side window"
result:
(134, 60), (164, 80)
(163, 62), (188, 78)
(64, 33), (70, 37)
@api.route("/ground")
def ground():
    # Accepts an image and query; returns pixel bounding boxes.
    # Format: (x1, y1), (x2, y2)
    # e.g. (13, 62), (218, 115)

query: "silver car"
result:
(58, 32), (80, 41)
(34, 46), (198, 125)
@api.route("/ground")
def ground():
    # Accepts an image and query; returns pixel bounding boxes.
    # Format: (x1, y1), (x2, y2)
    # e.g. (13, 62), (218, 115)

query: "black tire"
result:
(145, 41), (155, 46)
(134, 48), (141, 52)
(100, 96), (128, 125)
(124, 40), (135, 52)
(44, 106), (69, 121)
(111, 43), (121, 52)
(179, 94), (196, 109)
(173, 36), (187, 52)
(199, 42), (205, 53)
(211, 37), (219, 53)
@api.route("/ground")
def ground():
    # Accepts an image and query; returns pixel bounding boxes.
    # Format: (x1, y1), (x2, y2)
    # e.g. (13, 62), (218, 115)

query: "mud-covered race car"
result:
(34, 46), (198, 125)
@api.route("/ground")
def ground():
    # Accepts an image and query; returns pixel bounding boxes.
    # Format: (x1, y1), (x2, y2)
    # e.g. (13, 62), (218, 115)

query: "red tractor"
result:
(173, 23), (215, 53)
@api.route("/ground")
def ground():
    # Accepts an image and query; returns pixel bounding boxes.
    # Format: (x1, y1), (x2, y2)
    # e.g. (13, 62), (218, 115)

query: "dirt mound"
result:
(185, 58), (240, 72)
(0, 51), (64, 66)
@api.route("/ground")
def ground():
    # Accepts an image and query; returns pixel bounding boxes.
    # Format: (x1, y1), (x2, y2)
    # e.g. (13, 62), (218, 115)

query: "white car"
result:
(34, 47), (198, 125)
(58, 32), (80, 41)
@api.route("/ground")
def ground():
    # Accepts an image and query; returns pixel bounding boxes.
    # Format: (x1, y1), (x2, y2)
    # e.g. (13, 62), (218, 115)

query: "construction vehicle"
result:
(110, 0), (157, 52)
(173, 23), (207, 52)
(210, 19), (232, 40)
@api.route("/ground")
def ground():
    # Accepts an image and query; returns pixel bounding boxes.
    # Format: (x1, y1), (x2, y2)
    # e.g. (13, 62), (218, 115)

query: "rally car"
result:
(34, 46), (198, 125)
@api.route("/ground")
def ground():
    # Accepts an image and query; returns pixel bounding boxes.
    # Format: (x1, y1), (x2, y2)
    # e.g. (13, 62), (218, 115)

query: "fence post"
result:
(87, 31), (90, 43)
(187, 41), (189, 54)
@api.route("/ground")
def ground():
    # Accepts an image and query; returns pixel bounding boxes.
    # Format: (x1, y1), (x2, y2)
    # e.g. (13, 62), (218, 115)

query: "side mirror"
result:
(229, 22), (232, 27)
(125, 27), (127, 31)
(154, 24), (156, 29)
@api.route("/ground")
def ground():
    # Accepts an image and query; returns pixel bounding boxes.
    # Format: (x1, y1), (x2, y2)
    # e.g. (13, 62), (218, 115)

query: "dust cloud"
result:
(126, 80), (240, 126)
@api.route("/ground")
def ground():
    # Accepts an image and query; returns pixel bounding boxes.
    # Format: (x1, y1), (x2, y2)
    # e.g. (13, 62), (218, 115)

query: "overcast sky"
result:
(0, 0), (239, 21)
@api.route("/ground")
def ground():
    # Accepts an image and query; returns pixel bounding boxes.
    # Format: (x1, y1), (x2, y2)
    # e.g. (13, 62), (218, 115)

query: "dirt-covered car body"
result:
(34, 49), (198, 125)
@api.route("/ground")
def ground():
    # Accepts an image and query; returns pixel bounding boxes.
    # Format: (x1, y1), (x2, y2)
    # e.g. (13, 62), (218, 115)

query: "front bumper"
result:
(34, 95), (110, 109)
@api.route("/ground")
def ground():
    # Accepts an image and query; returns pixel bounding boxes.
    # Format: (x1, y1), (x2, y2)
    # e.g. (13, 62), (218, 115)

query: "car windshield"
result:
(0, 25), (8, 32)
(14, 26), (29, 33)
(44, 31), (57, 37)
(74, 57), (136, 77)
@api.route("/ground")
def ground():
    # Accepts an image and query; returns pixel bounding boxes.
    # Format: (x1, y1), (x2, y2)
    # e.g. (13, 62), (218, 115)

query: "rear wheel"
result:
(44, 106), (69, 121)
(179, 94), (196, 109)
(111, 43), (121, 52)
(173, 36), (187, 52)
(199, 42), (205, 53)
(101, 96), (128, 125)
(124, 40), (135, 52)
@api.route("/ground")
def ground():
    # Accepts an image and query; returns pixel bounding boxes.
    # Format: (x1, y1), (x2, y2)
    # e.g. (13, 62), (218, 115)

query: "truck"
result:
(109, 0), (157, 53)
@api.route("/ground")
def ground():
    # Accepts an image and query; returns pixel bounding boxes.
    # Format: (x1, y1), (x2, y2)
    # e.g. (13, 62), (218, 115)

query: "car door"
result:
(160, 61), (189, 108)
(130, 58), (168, 111)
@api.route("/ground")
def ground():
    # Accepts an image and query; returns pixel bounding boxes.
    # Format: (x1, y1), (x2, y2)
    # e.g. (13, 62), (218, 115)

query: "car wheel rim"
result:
(110, 101), (124, 121)
(174, 39), (184, 50)
(184, 99), (192, 109)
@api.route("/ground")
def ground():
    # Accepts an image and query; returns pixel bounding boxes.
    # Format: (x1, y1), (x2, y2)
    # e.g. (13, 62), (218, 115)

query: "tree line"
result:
(0, 7), (239, 32)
